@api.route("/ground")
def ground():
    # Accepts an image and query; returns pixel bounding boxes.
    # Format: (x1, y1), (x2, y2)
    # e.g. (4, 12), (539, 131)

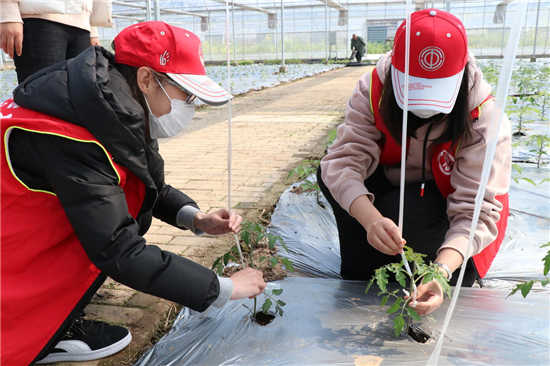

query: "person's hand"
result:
(407, 279), (444, 316)
(90, 37), (101, 46)
(366, 217), (406, 255)
(194, 208), (242, 235)
(1, 22), (23, 58)
(229, 268), (266, 300)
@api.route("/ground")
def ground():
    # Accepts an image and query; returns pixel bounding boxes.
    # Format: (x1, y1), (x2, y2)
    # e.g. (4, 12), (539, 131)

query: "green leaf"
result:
(542, 251), (550, 276)
(241, 231), (250, 246)
(519, 177), (537, 186)
(540, 178), (550, 185)
(540, 242), (550, 248)
(380, 295), (389, 307)
(375, 268), (390, 293)
(422, 272), (434, 285)
(216, 262), (224, 276)
(386, 298), (402, 314)
(276, 305), (284, 317)
(269, 257), (279, 267)
(541, 278), (550, 287)
(211, 257), (221, 271)
(393, 314), (405, 337)
(268, 235), (276, 250)
(365, 278), (374, 294)
(281, 257), (294, 272)
(521, 281), (534, 298)
(272, 289), (283, 296)
(276, 299), (286, 306)
(259, 256), (266, 263)
(395, 270), (407, 288)
(278, 237), (290, 253)
(406, 307), (422, 321)
(507, 283), (523, 298)
(262, 298), (273, 313)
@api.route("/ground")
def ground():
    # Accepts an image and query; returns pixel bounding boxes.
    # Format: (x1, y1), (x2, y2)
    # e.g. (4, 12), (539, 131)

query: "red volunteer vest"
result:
(1, 99), (146, 365)
(369, 68), (509, 278)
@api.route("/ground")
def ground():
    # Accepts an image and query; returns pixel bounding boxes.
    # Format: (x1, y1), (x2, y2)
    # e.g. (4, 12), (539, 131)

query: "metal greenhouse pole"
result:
(153, 0), (160, 20)
(281, 0), (286, 70)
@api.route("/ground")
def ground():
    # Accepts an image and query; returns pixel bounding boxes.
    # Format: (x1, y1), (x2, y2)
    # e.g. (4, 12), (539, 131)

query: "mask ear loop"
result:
(152, 74), (173, 102)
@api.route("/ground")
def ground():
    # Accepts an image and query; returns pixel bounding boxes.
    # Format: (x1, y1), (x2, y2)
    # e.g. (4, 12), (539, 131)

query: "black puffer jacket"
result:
(10, 46), (220, 312)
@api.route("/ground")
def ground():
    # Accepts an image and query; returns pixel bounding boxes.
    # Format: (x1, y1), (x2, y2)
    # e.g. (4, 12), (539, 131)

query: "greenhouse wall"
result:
(1, 0), (549, 65)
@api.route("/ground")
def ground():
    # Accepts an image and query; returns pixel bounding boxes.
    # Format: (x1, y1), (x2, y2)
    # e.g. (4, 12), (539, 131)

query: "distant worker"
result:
(350, 33), (366, 63)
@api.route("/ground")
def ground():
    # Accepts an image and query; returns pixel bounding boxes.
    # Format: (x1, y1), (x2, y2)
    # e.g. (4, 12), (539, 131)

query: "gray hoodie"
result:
(321, 51), (511, 260)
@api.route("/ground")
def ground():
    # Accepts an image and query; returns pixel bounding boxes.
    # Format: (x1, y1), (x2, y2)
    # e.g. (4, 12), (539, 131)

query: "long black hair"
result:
(379, 63), (474, 147)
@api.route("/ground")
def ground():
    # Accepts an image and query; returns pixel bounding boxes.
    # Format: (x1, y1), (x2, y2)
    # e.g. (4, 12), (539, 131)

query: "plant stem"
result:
(253, 297), (257, 316)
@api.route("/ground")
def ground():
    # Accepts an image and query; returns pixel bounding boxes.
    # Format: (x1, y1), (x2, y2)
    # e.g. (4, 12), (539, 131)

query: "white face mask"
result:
(411, 109), (440, 119)
(143, 78), (195, 139)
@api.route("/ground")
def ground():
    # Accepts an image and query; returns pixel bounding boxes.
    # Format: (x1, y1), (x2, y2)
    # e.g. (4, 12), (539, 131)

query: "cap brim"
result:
(166, 73), (233, 106)
(391, 65), (463, 114)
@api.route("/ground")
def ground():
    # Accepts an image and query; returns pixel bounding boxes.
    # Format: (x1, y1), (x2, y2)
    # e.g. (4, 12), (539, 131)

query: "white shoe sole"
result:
(35, 331), (132, 364)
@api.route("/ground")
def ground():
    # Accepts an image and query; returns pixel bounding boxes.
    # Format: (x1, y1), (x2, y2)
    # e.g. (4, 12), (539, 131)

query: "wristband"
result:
(435, 262), (452, 280)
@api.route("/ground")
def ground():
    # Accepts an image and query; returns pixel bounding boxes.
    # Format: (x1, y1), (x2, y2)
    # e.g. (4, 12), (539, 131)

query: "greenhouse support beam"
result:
(532, 0), (541, 61)
(209, 0), (275, 16)
(112, 15), (144, 22)
(113, 1), (207, 18)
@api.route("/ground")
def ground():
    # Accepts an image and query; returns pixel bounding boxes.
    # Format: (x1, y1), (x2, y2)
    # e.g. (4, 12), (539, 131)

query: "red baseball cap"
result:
(114, 21), (231, 106)
(391, 9), (468, 114)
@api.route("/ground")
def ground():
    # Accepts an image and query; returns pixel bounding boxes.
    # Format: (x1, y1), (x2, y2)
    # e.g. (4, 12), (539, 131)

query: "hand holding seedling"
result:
(406, 280), (443, 316)
(194, 208), (243, 235)
(229, 268), (266, 300)
(350, 195), (405, 255)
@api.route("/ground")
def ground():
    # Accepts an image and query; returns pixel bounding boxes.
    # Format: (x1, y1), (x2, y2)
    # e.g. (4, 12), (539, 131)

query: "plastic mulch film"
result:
(268, 174), (341, 279)
(134, 277), (549, 366)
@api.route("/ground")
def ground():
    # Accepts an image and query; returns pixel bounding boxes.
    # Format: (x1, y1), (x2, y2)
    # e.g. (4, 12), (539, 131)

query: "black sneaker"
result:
(35, 318), (132, 364)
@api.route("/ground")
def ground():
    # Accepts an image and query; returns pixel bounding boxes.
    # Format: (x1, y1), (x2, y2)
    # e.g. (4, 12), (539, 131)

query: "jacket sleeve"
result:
(440, 100), (512, 258)
(1, 1), (22, 23)
(153, 183), (200, 228)
(9, 130), (219, 312)
(320, 70), (383, 212)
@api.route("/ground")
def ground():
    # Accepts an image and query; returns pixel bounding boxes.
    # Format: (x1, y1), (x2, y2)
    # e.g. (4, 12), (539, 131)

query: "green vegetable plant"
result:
(511, 163), (537, 186)
(526, 134), (550, 168)
(506, 61), (543, 136)
(211, 220), (293, 324)
(508, 242), (550, 298)
(365, 246), (451, 340)
(287, 159), (323, 207)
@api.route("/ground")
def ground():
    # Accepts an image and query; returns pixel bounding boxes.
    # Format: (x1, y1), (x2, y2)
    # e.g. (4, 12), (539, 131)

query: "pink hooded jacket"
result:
(321, 51), (512, 260)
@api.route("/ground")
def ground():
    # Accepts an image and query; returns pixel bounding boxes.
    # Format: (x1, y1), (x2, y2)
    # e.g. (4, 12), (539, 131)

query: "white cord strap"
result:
(398, 0), (417, 307)
(225, 0), (245, 269)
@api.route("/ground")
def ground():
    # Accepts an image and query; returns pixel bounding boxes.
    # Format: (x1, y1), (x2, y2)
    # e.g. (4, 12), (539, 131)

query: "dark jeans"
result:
(356, 53), (362, 63)
(317, 165), (478, 286)
(14, 18), (91, 83)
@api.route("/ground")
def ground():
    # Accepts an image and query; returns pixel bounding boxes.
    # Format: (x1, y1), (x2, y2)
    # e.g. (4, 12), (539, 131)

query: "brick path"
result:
(66, 65), (372, 366)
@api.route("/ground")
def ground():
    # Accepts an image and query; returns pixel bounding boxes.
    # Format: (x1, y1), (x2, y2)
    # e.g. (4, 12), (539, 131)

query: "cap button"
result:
(429, 10), (437, 16)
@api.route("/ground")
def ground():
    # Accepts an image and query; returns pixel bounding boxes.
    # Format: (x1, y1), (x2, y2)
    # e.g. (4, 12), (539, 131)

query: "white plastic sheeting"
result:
(134, 277), (549, 365)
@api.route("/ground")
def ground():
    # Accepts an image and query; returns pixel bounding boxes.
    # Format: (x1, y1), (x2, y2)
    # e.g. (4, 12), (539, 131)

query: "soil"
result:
(407, 322), (431, 343)
(222, 237), (288, 282)
(254, 311), (276, 326)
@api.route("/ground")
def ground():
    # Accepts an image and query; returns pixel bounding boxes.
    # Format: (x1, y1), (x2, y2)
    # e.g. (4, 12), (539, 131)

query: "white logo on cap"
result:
(437, 150), (455, 175)
(160, 51), (170, 66)
(419, 47), (445, 71)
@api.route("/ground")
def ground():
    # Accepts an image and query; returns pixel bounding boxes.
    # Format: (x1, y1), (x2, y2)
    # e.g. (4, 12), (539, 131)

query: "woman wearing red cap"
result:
(1, 21), (265, 365)
(318, 9), (511, 316)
